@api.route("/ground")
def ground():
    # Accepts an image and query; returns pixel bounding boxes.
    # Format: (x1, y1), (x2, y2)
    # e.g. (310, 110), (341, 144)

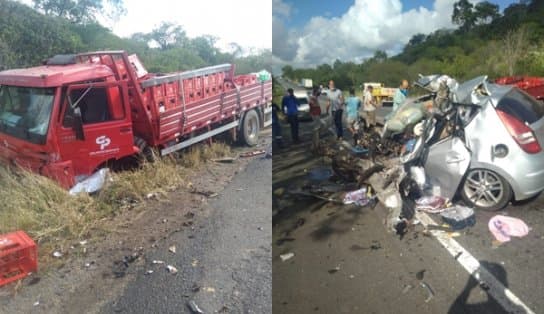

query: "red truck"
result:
(495, 76), (544, 103)
(0, 51), (272, 188)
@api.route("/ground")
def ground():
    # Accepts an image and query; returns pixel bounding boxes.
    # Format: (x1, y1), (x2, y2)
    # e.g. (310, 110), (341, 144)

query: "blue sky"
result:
(283, 0), (517, 28)
(273, 0), (519, 70)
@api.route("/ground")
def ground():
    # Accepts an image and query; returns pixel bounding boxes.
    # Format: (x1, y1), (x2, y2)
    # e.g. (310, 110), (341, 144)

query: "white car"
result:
(293, 90), (311, 120)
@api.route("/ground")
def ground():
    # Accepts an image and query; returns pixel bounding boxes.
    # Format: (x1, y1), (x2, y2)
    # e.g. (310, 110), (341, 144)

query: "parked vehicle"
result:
(495, 76), (544, 103)
(300, 78), (313, 89)
(400, 74), (544, 211)
(0, 51), (272, 188)
(293, 89), (311, 120)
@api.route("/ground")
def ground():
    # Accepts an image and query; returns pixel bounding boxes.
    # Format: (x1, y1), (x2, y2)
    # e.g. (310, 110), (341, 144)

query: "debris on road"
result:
(488, 215), (529, 243)
(415, 196), (448, 213)
(415, 269), (426, 280)
(166, 265), (178, 274)
(276, 237), (295, 246)
(69, 168), (109, 195)
(343, 187), (373, 206)
(211, 156), (237, 163)
(152, 260), (164, 264)
(328, 265), (340, 274)
(239, 150), (266, 158)
(440, 206), (475, 230)
(169, 245), (176, 254)
(280, 252), (295, 262)
(187, 300), (205, 314)
(52, 251), (63, 258)
(420, 281), (435, 303)
(401, 284), (413, 294)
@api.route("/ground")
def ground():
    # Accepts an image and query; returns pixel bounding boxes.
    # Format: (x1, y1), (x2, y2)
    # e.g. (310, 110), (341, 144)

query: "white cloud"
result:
(109, 0), (271, 51)
(274, 0), (459, 67)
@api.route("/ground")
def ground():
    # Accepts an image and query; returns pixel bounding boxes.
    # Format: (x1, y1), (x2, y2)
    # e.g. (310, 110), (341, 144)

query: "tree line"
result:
(0, 0), (270, 74)
(281, 0), (544, 90)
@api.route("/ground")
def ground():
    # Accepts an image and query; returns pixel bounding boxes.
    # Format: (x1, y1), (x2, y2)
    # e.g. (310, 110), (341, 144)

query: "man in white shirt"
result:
(326, 80), (344, 139)
(361, 85), (376, 130)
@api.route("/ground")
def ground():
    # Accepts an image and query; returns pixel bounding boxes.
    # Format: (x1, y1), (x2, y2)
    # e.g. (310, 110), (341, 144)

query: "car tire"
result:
(241, 109), (260, 146)
(460, 168), (512, 211)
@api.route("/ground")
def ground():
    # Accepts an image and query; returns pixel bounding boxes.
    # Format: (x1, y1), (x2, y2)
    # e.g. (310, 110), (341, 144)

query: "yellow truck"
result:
(363, 82), (397, 104)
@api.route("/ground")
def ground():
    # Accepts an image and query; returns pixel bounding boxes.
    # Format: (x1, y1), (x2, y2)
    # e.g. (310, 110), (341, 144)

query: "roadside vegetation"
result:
(280, 0), (544, 89)
(0, 142), (232, 265)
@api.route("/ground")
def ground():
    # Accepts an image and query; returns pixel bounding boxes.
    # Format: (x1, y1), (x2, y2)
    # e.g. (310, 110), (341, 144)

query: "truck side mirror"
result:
(73, 107), (85, 140)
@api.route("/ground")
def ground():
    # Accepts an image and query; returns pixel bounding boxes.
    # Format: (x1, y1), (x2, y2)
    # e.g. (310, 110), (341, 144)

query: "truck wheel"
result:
(241, 110), (260, 146)
(134, 137), (156, 162)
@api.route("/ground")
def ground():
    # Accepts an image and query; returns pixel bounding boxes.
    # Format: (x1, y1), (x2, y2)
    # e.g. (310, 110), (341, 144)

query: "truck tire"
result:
(134, 137), (156, 162)
(241, 110), (260, 146)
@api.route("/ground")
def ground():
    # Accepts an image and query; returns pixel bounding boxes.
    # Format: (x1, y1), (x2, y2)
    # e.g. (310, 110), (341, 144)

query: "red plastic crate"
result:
(0, 231), (37, 287)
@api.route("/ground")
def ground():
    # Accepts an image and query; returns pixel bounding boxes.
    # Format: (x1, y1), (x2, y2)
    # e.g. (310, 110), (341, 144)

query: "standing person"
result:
(362, 85), (377, 130)
(387, 79), (409, 120)
(309, 86), (322, 149)
(325, 80), (344, 140)
(271, 102), (283, 148)
(281, 88), (300, 143)
(345, 88), (361, 141)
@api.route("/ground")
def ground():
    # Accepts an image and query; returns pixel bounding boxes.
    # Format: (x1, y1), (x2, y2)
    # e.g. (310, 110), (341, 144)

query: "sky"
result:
(18, 0), (272, 53)
(273, 0), (518, 70)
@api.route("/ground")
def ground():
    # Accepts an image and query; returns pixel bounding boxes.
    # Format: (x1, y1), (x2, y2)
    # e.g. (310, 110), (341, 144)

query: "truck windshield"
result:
(0, 85), (55, 145)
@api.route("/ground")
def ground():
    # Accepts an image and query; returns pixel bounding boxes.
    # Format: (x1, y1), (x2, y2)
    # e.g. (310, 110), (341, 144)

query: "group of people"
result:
(272, 79), (410, 148)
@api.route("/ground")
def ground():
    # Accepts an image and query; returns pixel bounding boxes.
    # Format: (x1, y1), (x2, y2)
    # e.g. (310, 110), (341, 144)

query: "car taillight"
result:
(496, 109), (542, 154)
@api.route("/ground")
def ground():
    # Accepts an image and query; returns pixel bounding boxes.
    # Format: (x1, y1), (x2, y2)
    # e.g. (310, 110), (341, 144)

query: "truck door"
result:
(56, 82), (135, 176)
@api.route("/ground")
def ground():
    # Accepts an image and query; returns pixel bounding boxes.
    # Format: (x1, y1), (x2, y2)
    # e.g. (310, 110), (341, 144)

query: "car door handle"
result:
(446, 156), (465, 163)
(120, 127), (132, 134)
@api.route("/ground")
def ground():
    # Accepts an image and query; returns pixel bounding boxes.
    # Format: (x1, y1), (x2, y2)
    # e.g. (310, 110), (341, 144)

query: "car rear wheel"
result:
(460, 168), (512, 211)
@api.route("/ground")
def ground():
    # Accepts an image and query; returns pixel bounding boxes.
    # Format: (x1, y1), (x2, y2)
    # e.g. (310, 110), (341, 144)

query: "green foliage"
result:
(0, 0), (269, 75)
(32, 0), (125, 24)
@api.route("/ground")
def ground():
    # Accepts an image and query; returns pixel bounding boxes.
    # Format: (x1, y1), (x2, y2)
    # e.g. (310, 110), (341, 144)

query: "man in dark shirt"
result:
(281, 88), (300, 143)
(271, 102), (283, 148)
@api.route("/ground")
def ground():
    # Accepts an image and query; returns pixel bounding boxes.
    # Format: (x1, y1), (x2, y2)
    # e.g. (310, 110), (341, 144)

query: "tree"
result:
(32, 0), (125, 24)
(452, 0), (476, 32)
(474, 2), (500, 25)
(281, 65), (294, 78)
(148, 22), (188, 50)
(407, 34), (426, 47)
(503, 26), (529, 76)
(372, 50), (388, 63)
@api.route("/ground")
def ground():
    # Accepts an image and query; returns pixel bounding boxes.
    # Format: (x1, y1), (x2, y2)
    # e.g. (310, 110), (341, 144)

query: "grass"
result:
(0, 141), (232, 267)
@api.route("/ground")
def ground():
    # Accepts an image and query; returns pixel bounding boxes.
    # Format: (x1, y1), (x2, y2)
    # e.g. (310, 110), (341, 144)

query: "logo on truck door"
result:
(96, 135), (111, 150)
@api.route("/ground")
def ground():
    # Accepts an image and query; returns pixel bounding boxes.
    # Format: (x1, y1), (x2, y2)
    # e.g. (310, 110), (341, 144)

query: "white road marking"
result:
(416, 211), (535, 314)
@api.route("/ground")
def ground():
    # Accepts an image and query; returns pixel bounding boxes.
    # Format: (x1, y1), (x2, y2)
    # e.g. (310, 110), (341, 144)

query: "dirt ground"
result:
(0, 131), (271, 314)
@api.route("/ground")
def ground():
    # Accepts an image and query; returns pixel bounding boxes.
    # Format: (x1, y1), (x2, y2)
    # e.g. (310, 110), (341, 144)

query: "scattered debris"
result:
(440, 206), (475, 230)
(416, 269), (426, 280)
(191, 190), (218, 198)
(307, 167), (334, 181)
(235, 188), (245, 191)
(415, 196), (448, 213)
(203, 287), (216, 293)
(26, 277), (41, 286)
(187, 300), (205, 314)
(239, 150), (266, 158)
(402, 284), (413, 294)
(152, 260), (165, 264)
(169, 245), (177, 254)
(488, 215), (529, 243)
(191, 259), (199, 267)
(145, 270), (154, 275)
(328, 265), (340, 274)
(79, 240), (88, 246)
(211, 157), (237, 163)
(33, 300), (40, 307)
(343, 187), (368, 206)
(166, 265), (178, 274)
(52, 251), (63, 258)
(288, 190), (343, 203)
(69, 168), (109, 195)
(280, 252), (295, 262)
(420, 281), (435, 303)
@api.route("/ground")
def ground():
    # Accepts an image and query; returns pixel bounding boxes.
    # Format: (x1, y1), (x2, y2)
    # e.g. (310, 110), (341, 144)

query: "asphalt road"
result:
(273, 118), (544, 313)
(101, 154), (272, 314)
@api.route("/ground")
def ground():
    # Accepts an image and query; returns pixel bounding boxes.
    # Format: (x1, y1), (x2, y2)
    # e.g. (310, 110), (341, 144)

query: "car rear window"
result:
(297, 97), (308, 105)
(496, 89), (544, 124)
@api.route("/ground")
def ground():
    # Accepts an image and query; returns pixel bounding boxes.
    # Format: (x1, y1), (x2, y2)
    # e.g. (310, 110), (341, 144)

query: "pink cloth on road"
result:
(488, 215), (529, 243)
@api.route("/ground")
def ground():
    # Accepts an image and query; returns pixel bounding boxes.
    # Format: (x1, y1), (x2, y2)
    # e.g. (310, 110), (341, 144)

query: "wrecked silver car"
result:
(406, 74), (544, 211)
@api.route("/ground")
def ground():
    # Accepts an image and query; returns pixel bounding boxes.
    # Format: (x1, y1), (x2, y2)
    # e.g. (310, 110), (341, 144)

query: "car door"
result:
(424, 136), (471, 199)
(56, 82), (134, 177)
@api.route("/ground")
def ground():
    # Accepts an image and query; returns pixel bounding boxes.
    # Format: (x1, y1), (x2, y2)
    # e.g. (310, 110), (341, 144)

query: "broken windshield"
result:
(0, 85), (55, 145)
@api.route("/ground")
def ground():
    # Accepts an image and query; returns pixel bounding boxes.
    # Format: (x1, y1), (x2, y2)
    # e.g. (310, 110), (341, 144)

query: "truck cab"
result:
(0, 54), (136, 188)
